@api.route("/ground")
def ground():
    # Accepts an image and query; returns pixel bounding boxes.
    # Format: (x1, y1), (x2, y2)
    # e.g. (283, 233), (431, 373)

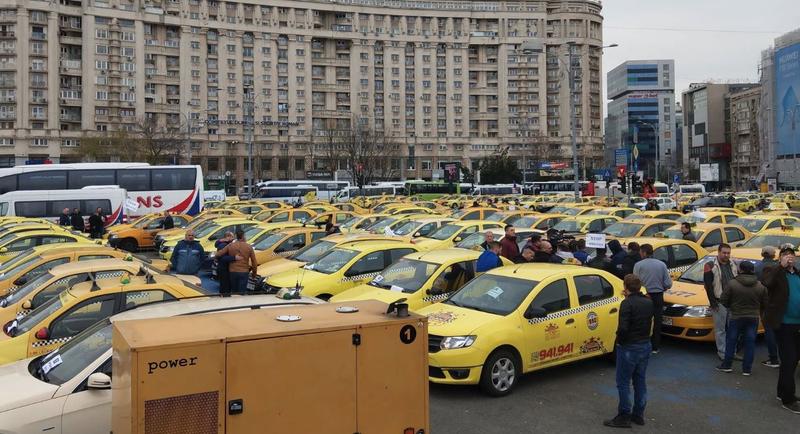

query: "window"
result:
(347, 251), (386, 276)
(530, 279), (570, 314)
(77, 255), (113, 261)
(19, 171), (67, 190)
(49, 295), (116, 339)
(702, 230), (722, 248)
(40, 235), (71, 245)
(123, 290), (176, 310)
(653, 247), (670, 265)
(275, 234), (305, 253)
(672, 244), (699, 267)
(724, 228), (745, 243)
(389, 248), (416, 263)
(151, 168), (196, 190)
(81, 200), (111, 216)
(32, 273), (91, 308)
(7, 236), (36, 251)
(68, 170), (115, 189)
(574, 275), (614, 305)
(117, 169), (151, 191)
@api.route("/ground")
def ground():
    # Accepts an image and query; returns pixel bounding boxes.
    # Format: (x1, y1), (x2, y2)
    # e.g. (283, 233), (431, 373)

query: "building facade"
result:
(0, 0), (605, 188)
(728, 85), (761, 190)
(605, 59), (675, 181)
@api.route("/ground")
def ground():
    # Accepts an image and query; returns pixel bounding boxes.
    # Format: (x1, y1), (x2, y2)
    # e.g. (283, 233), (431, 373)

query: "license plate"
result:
(662, 317), (673, 326)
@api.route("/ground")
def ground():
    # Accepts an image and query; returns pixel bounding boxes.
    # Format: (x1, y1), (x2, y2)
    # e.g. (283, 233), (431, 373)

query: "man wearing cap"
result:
(704, 243), (738, 360)
(716, 261), (768, 375)
(762, 247), (800, 413)
(757, 246), (781, 368)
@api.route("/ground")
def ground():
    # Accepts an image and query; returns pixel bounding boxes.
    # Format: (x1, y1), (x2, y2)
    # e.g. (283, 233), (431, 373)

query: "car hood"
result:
(107, 224), (134, 233)
(266, 268), (328, 290)
(419, 303), (501, 336)
(331, 284), (416, 305)
(256, 258), (305, 278)
(0, 358), (58, 412)
(413, 238), (447, 250)
(664, 280), (708, 306)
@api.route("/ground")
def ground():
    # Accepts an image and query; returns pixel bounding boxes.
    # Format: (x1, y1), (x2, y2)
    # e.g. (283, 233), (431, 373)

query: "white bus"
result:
(525, 181), (590, 195)
(256, 185), (319, 203)
(253, 180), (349, 201)
(334, 184), (404, 202)
(0, 163), (204, 216)
(471, 184), (521, 196)
(679, 184), (706, 194)
(0, 186), (127, 226)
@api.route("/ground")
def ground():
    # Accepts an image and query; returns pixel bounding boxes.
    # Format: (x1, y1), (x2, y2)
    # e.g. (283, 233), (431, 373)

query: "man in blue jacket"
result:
(169, 230), (205, 275)
(477, 241), (503, 272)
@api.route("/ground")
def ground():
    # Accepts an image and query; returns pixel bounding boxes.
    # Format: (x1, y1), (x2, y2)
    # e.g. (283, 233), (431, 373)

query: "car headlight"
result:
(109, 234), (118, 239)
(683, 305), (712, 318)
(440, 335), (477, 350)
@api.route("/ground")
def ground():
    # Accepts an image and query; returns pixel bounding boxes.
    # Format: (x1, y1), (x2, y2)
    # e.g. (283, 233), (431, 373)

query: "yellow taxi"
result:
(585, 207), (641, 219)
(303, 211), (356, 229)
(600, 218), (676, 240)
(0, 273), (207, 365)
(657, 223), (751, 251)
(764, 202), (791, 212)
(106, 213), (192, 252)
(662, 251), (764, 342)
(619, 237), (707, 278)
(412, 201), (450, 214)
(0, 258), (159, 325)
(338, 214), (390, 234)
(733, 196), (758, 212)
(678, 211), (741, 225)
(419, 264), (624, 396)
(728, 214), (798, 234)
(332, 249), (500, 311)
(624, 210), (682, 221)
(391, 217), (456, 239)
(0, 231), (95, 261)
(151, 213), (226, 249)
(250, 208), (318, 224)
(450, 207), (499, 221)
(697, 207), (747, 217)
(729, 226), (800, 249)
(251, 227), (328, 265)
(413, 221), (505, 250)
(196, 208), (244, 218)
(363, 214), (432, 235)
(508, 214), (568, 232)
(0, 245), (168, 297)
(261, 240), (420, 300)
(159, 217), (261, 260)
(773, 193), (800, 209)
(551, 215), (621, 235)
(485, 210), (538, 225)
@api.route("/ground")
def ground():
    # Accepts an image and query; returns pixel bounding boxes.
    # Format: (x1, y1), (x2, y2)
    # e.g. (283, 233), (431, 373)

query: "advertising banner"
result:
(776, 42), (800, 156)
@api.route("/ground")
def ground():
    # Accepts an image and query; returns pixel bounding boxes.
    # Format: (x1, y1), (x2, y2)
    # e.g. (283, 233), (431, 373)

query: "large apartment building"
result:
(0, 0), (604, 187)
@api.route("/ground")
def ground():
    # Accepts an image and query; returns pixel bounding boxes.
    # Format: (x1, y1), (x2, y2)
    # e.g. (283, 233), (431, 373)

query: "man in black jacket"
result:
(87, 207), (105, 239)
(70, 208), (84, 232)
(161, 211), (175, 229)
(58, 208), (71, 226)
(604, 274), (654, 428)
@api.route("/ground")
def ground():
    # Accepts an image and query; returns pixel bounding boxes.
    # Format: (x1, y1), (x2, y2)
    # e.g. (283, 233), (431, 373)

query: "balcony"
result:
(59, 113), (81, 122)
(313, 57), (349, 67)
(313, 83), (350, 93)
(0, 112), (15, 120)
(31, 32), (47, 40)
(312, 109), (351, 118)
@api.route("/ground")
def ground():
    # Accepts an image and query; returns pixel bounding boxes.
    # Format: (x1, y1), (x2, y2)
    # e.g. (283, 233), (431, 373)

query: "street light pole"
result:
(568, 48), (580, 201)
(636, 120), (659, 181)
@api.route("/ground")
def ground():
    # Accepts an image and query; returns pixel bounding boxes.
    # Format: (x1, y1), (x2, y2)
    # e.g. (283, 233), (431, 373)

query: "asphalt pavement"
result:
(430, 337), (796, 433)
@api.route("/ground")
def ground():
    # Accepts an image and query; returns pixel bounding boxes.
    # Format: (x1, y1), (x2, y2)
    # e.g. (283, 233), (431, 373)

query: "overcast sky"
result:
(602, 0), (800, 101)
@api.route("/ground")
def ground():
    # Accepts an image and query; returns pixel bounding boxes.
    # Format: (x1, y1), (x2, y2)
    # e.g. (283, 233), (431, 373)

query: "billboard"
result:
(700, 163), (719, 182)
(776, 42), (800, 156)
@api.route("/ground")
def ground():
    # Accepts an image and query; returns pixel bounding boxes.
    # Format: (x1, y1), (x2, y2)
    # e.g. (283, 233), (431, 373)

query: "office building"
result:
(606, 59), (675, 181)
(0, 0), (605, 188)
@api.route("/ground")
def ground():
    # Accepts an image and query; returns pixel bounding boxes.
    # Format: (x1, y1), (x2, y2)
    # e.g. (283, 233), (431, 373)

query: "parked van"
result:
(0, 186), (127, 226)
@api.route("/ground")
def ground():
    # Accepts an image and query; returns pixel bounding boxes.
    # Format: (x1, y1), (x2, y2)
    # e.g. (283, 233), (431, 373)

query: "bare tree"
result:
(317, 117), (402, 184)
(133, 117), (186, 164)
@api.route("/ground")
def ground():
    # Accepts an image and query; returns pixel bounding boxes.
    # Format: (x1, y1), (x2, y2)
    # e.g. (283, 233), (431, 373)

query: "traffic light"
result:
(619, 176), (626, 194)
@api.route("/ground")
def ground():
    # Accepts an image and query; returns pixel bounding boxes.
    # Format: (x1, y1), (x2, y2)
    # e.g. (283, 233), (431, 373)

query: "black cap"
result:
(738, 260), (755, 275)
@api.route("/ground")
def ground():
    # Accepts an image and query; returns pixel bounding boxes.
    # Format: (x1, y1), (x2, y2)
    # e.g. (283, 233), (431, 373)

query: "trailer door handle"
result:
(228, 399), (244, 415)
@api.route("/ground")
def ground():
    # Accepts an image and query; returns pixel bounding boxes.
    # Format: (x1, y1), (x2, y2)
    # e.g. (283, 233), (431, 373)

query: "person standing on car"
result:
(633, 243), (672, 354)
(762, 247), (800, 413)
(717, 260), (768, 376)
(500, 225), (520, 260)
(604, 274), (654, 428)
(161, 211), (175, 230)
(680, 223), (697, 242)
(215, 229), (258, 294)
(704, 243), (738, 360)
(58, 208), (71, 226)
(70, 207), (84, 232)
(757, 246), (781, 368)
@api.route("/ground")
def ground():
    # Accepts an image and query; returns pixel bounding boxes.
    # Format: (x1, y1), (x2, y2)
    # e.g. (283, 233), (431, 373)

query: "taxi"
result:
(0, 273), (207, 365)
(585, 207), (641, 219)
(250, 208), (317, 224)
(363, 214), (431, 235)
(0, 245), (168, 297)
(624, 210), (682, 221)
(733, 196), (758, 212)
(413, 220), (505, 250)
(159, 217), (260, 260)
(338, 214), (390, 234)
(331, 249), (494, 311)
(508, 214), (568, 232)
(332, 202), (370, 215)
(773, 193), (800, 209)
(251, 227), (328, 265)
(237, 222), (304, 253)
(196, 208), (244, 218)
(677, 211), (741, 225)
(450, 207), (499, 221)
(303, 211), (356, 228)
(261, 240), (420, 300)
(0, 231), (95, 261)
(152, 214), (223, 249)
(730, 226), (800, 249)
(485, 210), (538, 225)
(391, 217), (456, 239)
(551, 215), (621, 235)
(619, 237), (707, 278)
(0, 259), (160, 325)
(763, 202), (791, 212)
(727, 214), (798, 234)
(697, 207), (747, 217)
(105, 213), (192, 252)
(600, 218), (675, 240)
(455, 228), (537, 252)
(413, 201), (450, 214)
(658, 223), (751, 251)
(419, 264), (624, 396)
(662, 252), (764, 342)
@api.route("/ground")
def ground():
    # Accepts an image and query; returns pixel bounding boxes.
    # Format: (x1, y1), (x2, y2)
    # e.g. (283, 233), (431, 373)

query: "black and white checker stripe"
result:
(528, 296), (621, 324)
(423, 293), (451, 302)
(340, 271), (382, 283)
(31, 336), (73, 348)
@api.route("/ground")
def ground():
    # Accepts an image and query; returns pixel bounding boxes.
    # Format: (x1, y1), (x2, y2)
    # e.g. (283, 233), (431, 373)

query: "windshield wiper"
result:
(368, 281), (389, 289)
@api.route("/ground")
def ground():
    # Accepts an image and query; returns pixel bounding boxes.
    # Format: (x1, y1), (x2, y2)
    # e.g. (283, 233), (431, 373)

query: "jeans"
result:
(648, 292), (664, 351)
(722, 317), (758, 372)
(616, 341), (652, 418)
(229, 272), (250, 294)
(712, 304), (729, 358)
(776, 324), (800, 404)
(765, 325), (779, 363)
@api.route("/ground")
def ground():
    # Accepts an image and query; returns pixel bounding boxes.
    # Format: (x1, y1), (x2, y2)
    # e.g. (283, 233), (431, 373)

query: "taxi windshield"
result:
(428, 224), (462, 240)
(731, 218), (767, 233)
(190, 220), (219, 234)
(0, 272), (54, 306)
(445, 274), (538, 316)
(455, 232), (487, 249)
(0, 249), (36, 270)
(242, 225), (264, 240)
(603, 223), (643, 238)
(679, 256), (761, 284)
(553, 220), (582, 232)
(9, 292), (64, 337)
(194, 223), (222, 238)
(339, 217), (360, 229)
(508, 216), (538, 228)
(661, 228), (704, 240)
(0, 232), (20, 246)
(368, 258), (439, 293)
(393, 221), (422, 236)
(252, 233), (285, 251)
(305, 248), (358, 274)
(485, 213), (507, 222)
(742, 234), (800, 248)
(35, 320), (112, 385)
(450, 209), (469, 219)
(587, 209), (611, 216)
(561, 208), (582, 216)
(0, 255), (42, 282)
(131, 216), (154, 229)
(291, 240), (336, 262)
(367, 218), (398, 232)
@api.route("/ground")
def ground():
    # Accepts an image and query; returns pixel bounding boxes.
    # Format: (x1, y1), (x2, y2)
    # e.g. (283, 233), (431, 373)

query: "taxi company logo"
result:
(427, 311), (461, 325)
(580, 337), (604, 354)
(147, 357), (198, 374)
(586, 312), (599, 330)
(544, 323), (560, 340)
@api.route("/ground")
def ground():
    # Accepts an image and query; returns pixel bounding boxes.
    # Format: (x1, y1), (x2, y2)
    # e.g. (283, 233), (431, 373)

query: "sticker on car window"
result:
(41, 354), (63, 374)
(390, 285), (404, 292)
(373, 274), (384, 283)
(487, 287), (504, 299)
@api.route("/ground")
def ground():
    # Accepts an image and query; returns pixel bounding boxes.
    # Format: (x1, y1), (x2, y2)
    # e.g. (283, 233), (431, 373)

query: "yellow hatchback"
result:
(413, 221), (505, 251)
(0, 231), (95, 261)
(419, 264), (624, 396)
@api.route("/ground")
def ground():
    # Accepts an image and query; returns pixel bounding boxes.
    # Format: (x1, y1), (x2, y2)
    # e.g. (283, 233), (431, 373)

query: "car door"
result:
(670, 244), (700, 275)
(29, 295), (117, 357)
(274, 234), (306, 257)
(700, 229), (723, 250)
(60, 358), (112, 434)
(522, 278), (576, 370)
(724, 227), (746, 245)
(572, 274), (618, 358)
(341, 250), (388, 287)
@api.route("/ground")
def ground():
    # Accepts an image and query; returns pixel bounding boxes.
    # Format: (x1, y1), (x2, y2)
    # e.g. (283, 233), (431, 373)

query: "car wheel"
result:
(479, 349), (519, 397)
(119, 238), (138, 253)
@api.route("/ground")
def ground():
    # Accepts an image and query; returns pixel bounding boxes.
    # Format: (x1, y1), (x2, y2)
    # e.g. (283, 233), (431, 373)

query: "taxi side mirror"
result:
(35, 326), (49, 340)
(453, 236), (463, 243)
(87, 372), (112, 390)
(13, 276), (27, 286)
(524, 306), (548, 320)
(0, 247), (7, 253)
(735, 243), (743, 248)
(21, 300), (31, 310)
(413, 232), (421, 238)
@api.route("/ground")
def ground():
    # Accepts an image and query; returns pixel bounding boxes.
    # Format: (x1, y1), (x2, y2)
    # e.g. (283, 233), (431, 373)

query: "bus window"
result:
(151, 168), (196, 190)
(81, 200), (112, 216)
(0, 175), (16, 194)
(15, 201), (47, 217)
(18, 171), (67, 190)
(49, 200), (81, 216)
(0, 202), (7, 216)
(68, 170), (116, 189)
(117, 170), (151, 191)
